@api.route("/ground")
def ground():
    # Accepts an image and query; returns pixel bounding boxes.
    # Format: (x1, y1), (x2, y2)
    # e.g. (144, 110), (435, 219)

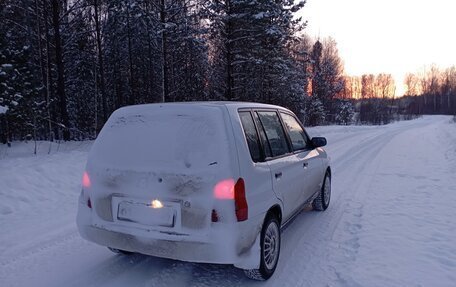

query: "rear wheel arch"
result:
(266, 204), (282, 225)
(244, 208), (282, 280)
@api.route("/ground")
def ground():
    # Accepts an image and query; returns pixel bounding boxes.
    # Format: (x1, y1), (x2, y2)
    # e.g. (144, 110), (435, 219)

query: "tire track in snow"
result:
(274, 127), (401, 286)
(265, 118), (438, 287)
(326, 118), (444, 286)
(0, 229), (78, 271)
(332, 116), (456, 286)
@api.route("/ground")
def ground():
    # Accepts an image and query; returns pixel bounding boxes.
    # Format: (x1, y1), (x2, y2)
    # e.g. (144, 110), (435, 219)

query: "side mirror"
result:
(311, 137), (327, 148)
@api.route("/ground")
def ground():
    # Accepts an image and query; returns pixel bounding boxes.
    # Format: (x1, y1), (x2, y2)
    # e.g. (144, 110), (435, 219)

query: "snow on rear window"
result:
(90, 107), (228, 170)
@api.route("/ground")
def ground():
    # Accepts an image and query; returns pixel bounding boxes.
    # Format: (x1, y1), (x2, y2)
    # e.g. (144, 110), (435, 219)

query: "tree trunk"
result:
(43, 0), (55, 142)
(51, 0), (70, 140)
(225, 1), (233, 100)
(448, 92), (451, 114)
(93, 0), (107, 127)
(160, 0), (168, 103)
(126, 3), (135, 105)
(35, 0), (53, 141)
(433, 94), (437, 113)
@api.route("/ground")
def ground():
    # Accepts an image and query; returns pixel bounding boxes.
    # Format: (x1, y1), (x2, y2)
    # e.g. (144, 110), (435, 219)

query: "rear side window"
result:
(257, 111), (290, 157)
(280, 112), (308, 151)
(253, 112), (272, 158)
(239, 112), (262, 162)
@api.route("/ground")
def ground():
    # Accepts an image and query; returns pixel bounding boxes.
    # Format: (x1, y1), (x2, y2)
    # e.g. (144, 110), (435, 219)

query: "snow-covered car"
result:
(77, 102), (331, 280)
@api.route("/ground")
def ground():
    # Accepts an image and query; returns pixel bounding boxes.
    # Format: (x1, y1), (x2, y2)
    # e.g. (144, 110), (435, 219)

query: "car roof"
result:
(200, 101), (288, 110)
(121, 101), (291, 111)
(112, 101), (295, 119)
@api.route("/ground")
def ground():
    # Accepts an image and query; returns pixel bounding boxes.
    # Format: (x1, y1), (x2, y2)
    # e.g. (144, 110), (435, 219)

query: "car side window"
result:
(239, 111), (262, 162)
(253, 112), (272, 158)
(280, 112), (308, 151)
(257, 111), (290, 157)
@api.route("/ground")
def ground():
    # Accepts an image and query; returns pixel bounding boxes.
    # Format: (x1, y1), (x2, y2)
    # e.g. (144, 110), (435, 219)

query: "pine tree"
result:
(311, 37), (344, 122)
(304, 96), (326, 126)
(0, 0), (45, 141)
(64, 5), (97, 139)
(208, 0), (305, 107)
(335, 99), (354, 125)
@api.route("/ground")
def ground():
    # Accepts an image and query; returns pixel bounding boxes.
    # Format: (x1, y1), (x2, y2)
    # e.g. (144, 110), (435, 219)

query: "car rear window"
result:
(91, 107), (229, 170)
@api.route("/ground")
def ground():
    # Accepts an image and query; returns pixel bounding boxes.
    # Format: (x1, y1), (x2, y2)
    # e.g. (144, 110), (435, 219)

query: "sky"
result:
(301, 0), (456, 96)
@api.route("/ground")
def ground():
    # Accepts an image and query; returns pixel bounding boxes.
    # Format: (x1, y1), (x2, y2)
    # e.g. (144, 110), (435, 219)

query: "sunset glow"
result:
(302, 0), (456, 96)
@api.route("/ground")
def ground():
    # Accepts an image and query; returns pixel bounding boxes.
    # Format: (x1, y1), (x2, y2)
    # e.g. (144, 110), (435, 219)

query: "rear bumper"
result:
(77, 202), (264, 268)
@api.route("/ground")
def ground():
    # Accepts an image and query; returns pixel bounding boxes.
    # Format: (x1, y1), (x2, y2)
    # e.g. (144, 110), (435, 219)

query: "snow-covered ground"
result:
(1, 116), (455, 287)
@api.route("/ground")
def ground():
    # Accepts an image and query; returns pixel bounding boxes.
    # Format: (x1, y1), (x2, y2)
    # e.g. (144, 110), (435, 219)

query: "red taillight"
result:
(82, 171), (91, 188)
(213, 178), (248, 222)
(234, 178), (248, 221)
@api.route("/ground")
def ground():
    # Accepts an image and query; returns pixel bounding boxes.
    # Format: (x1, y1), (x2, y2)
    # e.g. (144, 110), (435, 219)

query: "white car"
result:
(77, 102), (331, 280)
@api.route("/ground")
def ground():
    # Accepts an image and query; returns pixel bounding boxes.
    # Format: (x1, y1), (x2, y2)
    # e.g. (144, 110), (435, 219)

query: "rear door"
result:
(236, 111), (274, 219)
(254, 110), (304, 221)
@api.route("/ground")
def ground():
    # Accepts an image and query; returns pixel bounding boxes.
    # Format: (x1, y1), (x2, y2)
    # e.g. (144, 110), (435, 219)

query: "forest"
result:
(1, 0), (455, 143)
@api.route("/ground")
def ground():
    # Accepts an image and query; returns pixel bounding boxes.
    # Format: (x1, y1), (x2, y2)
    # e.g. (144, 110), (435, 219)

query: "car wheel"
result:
(107, 247), (133, 255)
(313, 171), (331, 211)
(244, 215), (281, 280)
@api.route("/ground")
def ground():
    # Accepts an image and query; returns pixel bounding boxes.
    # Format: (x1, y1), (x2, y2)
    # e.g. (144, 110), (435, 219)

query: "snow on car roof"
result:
(114, 101), (290, 113)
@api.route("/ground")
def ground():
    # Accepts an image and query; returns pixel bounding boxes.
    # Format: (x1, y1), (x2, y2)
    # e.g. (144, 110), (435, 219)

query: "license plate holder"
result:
(116, 200), (175, 227)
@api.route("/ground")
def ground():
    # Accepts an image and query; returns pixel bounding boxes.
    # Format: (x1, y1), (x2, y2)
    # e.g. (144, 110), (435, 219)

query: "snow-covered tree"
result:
(64, 5), (97, 139)
(335, 99), (354, 125)
(303, 96), (326, 126)
(311, 37), (344, 121)
(208, 0), (306, 107)
(0, 0), (46, 141)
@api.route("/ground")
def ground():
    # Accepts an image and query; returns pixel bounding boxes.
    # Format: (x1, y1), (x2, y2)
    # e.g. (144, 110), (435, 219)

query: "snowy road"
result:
(1, 116), (455, 287)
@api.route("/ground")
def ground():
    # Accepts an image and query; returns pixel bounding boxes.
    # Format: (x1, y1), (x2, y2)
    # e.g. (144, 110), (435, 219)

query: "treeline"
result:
(1, 1), (454, 144)
(403, 65), (456, 115)
(341, 74), (396, 124)
(339, 65), (456, 124)
(0, 0), (352, 143)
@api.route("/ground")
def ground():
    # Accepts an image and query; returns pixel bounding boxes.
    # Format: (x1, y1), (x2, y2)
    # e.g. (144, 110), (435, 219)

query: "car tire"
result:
(244, 215), (281, 280)
(313, 171), (331, 211)
(107, 247), (133, 255)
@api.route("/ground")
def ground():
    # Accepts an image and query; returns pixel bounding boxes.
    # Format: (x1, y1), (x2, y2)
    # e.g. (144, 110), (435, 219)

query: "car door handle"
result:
(275, 172), (282, 179)
(303, 162), (309, 168)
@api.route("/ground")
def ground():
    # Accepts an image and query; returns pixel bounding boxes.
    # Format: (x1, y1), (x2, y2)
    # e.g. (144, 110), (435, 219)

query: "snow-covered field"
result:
(1, 115), (455, 287)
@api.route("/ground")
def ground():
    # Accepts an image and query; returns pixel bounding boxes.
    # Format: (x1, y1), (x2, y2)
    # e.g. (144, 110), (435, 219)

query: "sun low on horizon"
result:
(301, 0), (456, 97)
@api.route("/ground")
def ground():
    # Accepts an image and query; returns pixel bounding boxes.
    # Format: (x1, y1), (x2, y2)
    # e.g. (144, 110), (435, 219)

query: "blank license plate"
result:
(117, 201), (175, 227)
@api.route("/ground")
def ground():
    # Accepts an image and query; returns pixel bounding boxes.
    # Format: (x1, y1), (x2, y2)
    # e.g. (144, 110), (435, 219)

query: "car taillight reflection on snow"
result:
(82, 171), (92, 208)
(82, 171), (91, 188)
